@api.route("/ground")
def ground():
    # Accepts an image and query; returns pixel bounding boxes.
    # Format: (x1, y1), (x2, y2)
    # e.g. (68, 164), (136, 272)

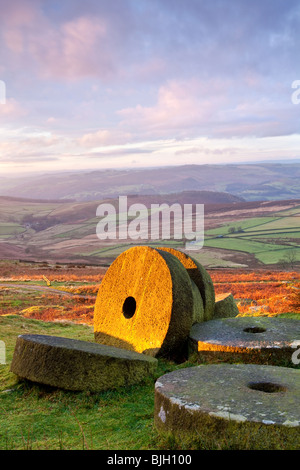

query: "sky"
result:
(0, 0), (300, 175)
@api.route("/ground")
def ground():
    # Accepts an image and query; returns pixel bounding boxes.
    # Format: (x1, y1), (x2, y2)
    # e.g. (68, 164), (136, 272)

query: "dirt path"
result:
(0, 283), (96, 300)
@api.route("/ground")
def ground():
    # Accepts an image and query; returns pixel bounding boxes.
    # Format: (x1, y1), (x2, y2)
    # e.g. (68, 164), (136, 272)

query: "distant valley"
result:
(1, 162), (299, 202)
(0, 193), (299, 269)
(0, 163), (299, 269)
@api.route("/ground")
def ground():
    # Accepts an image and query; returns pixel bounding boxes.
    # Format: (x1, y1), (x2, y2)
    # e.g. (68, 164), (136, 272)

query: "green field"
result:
(205, 217), (277, 236)
(0, 196), (299, 267)
(0, 223), (26, 237)
(53, 224), (96, 239)
(204, 206), (300, 265)
(248, 231), (300, 239)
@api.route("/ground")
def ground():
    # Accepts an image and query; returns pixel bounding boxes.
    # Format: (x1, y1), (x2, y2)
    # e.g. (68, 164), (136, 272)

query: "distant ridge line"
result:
(0, 196), (75, 203)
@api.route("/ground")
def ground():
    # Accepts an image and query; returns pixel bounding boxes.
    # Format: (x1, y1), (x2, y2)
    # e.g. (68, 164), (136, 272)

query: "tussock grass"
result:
(0, 315), (299, 450)
(0, 315), (178, 450)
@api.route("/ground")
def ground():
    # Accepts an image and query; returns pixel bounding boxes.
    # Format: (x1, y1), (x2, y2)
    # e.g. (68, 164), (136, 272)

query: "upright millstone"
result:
(157, 247), (215, 322)
(94, 246), (197, 358)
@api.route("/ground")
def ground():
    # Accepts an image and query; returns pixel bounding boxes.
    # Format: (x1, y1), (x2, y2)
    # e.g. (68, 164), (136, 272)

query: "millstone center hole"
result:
(122, 296), (136, 319)
(247, 382), (287, 393)
(244, 327), (266, 334)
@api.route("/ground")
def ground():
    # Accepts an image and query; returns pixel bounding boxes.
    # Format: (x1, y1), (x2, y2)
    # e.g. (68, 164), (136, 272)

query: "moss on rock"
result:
(213, 293), (239, 319)
(189, 317), (300, 367)
(94, 246), (195, 359)
(154, 363), (300, 449)
(157, 247), (215, 321)
(10, 334), (157, 392)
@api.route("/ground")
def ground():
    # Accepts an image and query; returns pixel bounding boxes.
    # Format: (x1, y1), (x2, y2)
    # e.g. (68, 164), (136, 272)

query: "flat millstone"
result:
(10, 334), (157, 392)
(189, 317), (300, 366)
(154, 364), (300, 449)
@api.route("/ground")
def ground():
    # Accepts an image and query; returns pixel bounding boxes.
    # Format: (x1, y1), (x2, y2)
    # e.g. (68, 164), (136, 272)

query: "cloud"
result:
(0, 98), (27, 119)
(0, 132), (63, 164)
(78, 129), (132, 147)
(0, 2), (118, 81)
(117, 76), (300, 140)
(30, 15), (112, 80)
(175, 146), (239, 157)
(86, 147), (154, 159)
(0, 0), (300, 173)
(117, 79), (226, 138)
(1, 0), (299, 84)
(1, 0), (294, 85)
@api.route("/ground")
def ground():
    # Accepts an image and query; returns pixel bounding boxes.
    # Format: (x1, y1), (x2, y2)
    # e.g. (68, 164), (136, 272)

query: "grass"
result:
(0, 260), (299, 450)
(205, 217), (277, 236)
(0, 223), (26, 237)
(204, 238), (300, 265)
(255, 248), (300, 264)
(185, 250), (245, 268)
(204, 237), (284, 254)
(0, 313), (299, 450)
(53, 224), (96, 239)
(0, 315), (188, 450)
(0, 377), (158, 450)
(258, 217), (300, 230)
(244, 231), (300, 239)
(279, 312), (300, 320)
(273, 205), (300, 216)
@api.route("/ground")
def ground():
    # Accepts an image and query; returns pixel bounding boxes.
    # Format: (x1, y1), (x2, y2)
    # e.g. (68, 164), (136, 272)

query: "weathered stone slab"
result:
(213, 293), (239, 319)
(10, 334), (157, 392)
(94, 246), (197, 358)
(189, 317), (300, 366)
(154, 363), (300, 449)
(158, 247), (215, 322)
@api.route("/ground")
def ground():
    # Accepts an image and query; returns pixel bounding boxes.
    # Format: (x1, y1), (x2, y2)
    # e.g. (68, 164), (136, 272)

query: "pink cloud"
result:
(0, 1), (114, 81)
(117, 79), (229, 139)
(0, 98), (27, 121)
(1, 0), (37, 27)
(78, 129), (132, 147)
(0, 132), (65, 164)
(29, 15), (111, 80)
(3, 29), (24, 54)
(0, 0), (38, 54)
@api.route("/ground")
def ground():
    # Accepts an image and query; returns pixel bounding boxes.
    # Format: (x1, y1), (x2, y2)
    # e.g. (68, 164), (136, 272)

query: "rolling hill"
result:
(0, 193), (299, 269)
(1, 163), (299, 202)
